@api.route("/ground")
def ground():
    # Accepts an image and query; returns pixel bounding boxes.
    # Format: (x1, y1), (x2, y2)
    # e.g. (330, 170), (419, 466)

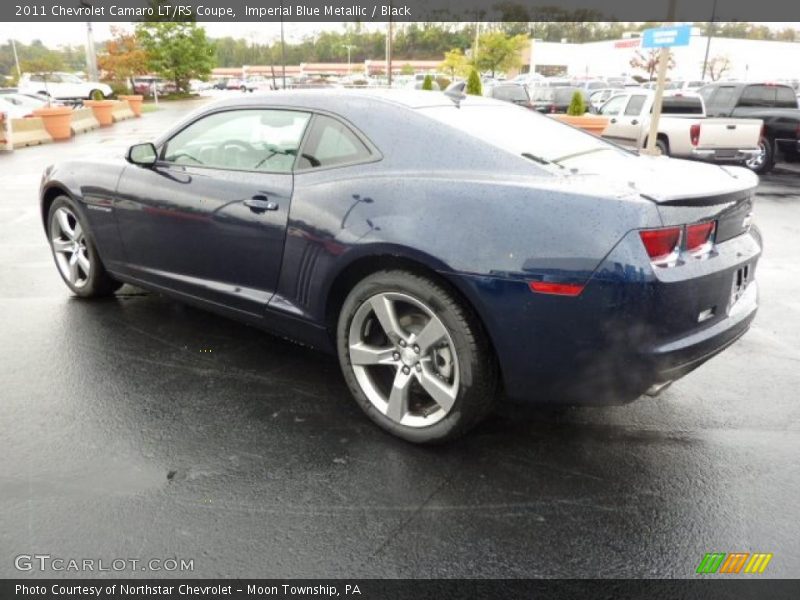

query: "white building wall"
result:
(531, 35), (800, 82)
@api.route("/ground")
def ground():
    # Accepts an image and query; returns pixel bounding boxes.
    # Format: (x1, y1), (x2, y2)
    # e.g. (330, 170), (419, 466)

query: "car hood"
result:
(557, 150), (758, 202)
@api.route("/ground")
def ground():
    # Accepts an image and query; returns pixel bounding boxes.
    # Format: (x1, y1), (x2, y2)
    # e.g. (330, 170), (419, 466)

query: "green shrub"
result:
(466, 68), (482, 96)
(90, 89), (105, 101)
(567, 90), (586, 116)
(422, 74), (434, 91)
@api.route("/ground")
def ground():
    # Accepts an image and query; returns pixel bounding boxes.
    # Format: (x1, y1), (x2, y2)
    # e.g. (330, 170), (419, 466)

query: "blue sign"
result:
(641, 24), (692, 49)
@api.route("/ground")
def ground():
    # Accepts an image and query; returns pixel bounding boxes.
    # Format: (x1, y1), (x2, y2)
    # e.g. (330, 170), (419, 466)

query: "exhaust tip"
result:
(645, 381), (673, 397)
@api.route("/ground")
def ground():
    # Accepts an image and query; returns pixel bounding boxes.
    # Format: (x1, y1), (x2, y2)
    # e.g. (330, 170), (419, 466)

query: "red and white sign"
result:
(614, 38), (641, 49)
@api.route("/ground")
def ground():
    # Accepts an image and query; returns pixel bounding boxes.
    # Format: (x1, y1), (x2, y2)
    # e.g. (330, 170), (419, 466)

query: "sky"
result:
(1, 21), (798, 48)
(0, 22), (354, 47)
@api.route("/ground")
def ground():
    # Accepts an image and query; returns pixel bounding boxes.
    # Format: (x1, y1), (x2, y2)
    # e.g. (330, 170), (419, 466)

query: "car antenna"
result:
(444, 89), (466, 108)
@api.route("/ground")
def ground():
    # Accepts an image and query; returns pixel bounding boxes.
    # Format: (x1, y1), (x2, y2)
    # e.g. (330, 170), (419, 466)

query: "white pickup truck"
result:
(597, 90), (763, 164)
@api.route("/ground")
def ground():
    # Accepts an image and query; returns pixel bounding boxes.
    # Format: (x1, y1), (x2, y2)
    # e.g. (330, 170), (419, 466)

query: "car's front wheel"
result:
(337, 270), (498, 443)
(47, 196), (122, 298)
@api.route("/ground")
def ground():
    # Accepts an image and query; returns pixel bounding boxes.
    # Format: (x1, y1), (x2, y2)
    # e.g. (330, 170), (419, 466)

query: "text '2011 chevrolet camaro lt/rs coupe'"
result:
(40, 90), (761, 443)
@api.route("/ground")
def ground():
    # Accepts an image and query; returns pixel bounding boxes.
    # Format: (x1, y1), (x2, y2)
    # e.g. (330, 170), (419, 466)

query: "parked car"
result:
(225, 78), (244, 90)
(132, 77), (176, 97)
(571, 79), (609, 91)
(598, 90), (762, 165)
(698, 81), (800, 173)
(666, 80), (706, 92)
(212, 78), (230, 90)
(0, 93), (41, 118)
(588, 88), (623, 111)
(241, 76), (276, 92)
(483, 83), (531, 107)
(530, 86), (588, 113)
(39, 90), (761, 443)
(19, 72), (112, 100)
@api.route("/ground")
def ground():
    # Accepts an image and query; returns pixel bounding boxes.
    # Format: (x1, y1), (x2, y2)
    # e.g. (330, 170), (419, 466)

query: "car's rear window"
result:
(662, 96), (704, 114)
(419, 104), (621, 164)
(491, 85), (529, 102)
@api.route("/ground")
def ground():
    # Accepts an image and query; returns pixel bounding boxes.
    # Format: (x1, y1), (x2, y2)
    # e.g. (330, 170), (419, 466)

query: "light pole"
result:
(280, 0), (286, 89)
(701, 0), (718, 81)
(85, 22), (99, 80)
(10, 38), (21, 78)
(342, 44), (355, 74)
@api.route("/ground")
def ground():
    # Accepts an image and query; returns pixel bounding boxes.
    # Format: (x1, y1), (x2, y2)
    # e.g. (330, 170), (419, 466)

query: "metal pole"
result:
(85, 22), (98, 81)
(280, 0), (286, 88)
(386, 16), (393, 88)
(701, 0), (717, 81)
(10, 39), (21, 78)
(644, 0), (677, 156)
(343, 45), (355, 74)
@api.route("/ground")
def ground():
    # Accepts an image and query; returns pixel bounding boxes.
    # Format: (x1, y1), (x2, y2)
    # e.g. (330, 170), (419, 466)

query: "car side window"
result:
(600, 95), (627, 116)
(740, 85), (773, 107)
(162, 109), (311, 173)
(624, 95), (646, 116)
(296, 115), (372, 170)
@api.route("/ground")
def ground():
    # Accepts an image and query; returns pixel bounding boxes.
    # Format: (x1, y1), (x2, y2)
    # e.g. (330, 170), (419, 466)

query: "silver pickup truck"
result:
(598, 90), (763, 164)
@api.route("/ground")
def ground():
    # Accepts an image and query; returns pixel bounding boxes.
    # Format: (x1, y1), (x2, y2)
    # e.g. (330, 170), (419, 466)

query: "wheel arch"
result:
(323, 253), (503, 389)
(40, 183), (74, 232)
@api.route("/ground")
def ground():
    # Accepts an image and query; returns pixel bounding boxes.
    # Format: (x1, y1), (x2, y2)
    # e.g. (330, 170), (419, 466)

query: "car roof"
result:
(205, 89), (501, 111)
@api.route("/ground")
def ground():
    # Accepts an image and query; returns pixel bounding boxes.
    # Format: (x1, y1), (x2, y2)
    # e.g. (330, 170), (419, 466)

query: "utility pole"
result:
(701, 0), (717, 81)
(10, 38), (21, 78)
(342, 44), (355, 74)
(644, 0), (677, 156)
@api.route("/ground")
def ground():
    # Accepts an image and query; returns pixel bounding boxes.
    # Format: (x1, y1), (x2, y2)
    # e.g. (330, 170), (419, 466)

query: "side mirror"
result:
(126, 142), (158, 166)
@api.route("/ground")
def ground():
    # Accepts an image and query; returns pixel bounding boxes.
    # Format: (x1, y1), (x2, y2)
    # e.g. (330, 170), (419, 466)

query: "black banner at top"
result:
(3, 0), (800, 22)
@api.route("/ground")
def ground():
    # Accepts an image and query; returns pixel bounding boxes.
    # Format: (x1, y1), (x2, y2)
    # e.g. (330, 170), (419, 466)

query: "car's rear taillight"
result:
(686, 221), (716, 255)
(549, 104), (556, 113)
(690, 123), (701, 146)
(639, 227), (682, 266)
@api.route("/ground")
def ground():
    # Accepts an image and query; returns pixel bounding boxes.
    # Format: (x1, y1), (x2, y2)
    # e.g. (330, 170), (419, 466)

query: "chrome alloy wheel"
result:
(745, 140), (767, 170)
(348, 292), (460, 428)
(50, 207), (91, 289)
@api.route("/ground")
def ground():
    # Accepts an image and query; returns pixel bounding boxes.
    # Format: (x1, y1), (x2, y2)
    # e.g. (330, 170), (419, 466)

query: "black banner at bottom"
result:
(3, 579), (800, 600)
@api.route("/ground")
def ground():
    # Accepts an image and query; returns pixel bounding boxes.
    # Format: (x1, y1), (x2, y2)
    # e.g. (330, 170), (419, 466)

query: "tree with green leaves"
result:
(466, 68), (482, 96)
(135, 21), (215, 93)
(440, 48), (469, 78)
(473, 32), (527, 78)
(421, 74), (434, 91)
(400, 63), (414, 76)
(567, 91), (586, 116)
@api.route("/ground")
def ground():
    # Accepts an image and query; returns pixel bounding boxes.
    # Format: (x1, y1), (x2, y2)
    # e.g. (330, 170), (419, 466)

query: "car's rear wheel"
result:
(655, 138), (669, 157)
(337, 270), (498, 443)
(47, 196), (122, 298)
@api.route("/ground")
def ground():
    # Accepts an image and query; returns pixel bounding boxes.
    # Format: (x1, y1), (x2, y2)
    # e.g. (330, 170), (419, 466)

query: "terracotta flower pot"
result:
(32, 106), (74, 140)
(552, 114), (610, 136)
(119, 95), (144, 117)
(84, 100), (115, 126)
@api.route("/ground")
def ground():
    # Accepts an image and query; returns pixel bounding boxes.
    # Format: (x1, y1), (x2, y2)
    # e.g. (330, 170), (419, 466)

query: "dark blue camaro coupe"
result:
(40, 90), (761, 442)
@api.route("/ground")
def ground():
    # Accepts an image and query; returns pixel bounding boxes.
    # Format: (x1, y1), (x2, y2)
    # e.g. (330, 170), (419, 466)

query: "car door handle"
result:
(631, 119), (638, 125)
(610, 118), (617, 124)
(244, 196), (278, 212)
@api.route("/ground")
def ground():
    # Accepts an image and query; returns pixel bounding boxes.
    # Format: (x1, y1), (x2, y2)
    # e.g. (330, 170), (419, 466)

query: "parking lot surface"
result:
(1, 99), (798, 578)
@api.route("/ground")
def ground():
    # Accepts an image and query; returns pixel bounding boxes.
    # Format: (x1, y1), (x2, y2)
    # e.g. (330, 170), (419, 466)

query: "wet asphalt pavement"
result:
(1, 99), (799, 579)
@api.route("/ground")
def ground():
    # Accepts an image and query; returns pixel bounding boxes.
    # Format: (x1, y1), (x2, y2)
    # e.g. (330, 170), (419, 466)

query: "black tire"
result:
(337, 269), (498, 443)
(240, 85), (247, 92)
(745, 137), (775, 174)
(655, 137), (669, 157)
(47, 196), (122, 298)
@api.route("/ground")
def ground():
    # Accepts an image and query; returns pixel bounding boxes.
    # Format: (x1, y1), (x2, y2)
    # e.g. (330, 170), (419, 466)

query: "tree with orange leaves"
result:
(97, 26), (149, 93)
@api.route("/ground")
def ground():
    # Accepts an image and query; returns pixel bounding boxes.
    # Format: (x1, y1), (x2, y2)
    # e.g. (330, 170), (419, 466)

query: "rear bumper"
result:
(449, 228), (761, 405)
(690, 147), (760, 163)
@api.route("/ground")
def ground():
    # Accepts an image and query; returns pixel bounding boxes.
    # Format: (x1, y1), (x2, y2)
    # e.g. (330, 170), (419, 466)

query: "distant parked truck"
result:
(698, 82), (800, 173)
(18, 72), (112, 100)
(598, 90), (762, 168)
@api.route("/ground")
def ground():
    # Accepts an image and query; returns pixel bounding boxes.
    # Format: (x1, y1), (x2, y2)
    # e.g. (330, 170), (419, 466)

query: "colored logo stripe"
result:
(744, 553), (773, 574)
(697, 552), (772, 574)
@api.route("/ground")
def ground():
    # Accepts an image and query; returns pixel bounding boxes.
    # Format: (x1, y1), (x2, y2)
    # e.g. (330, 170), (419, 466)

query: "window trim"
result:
(293, 110), (382, 174)
(157, 107), (314, 175)
(155, 106), (381, 176)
